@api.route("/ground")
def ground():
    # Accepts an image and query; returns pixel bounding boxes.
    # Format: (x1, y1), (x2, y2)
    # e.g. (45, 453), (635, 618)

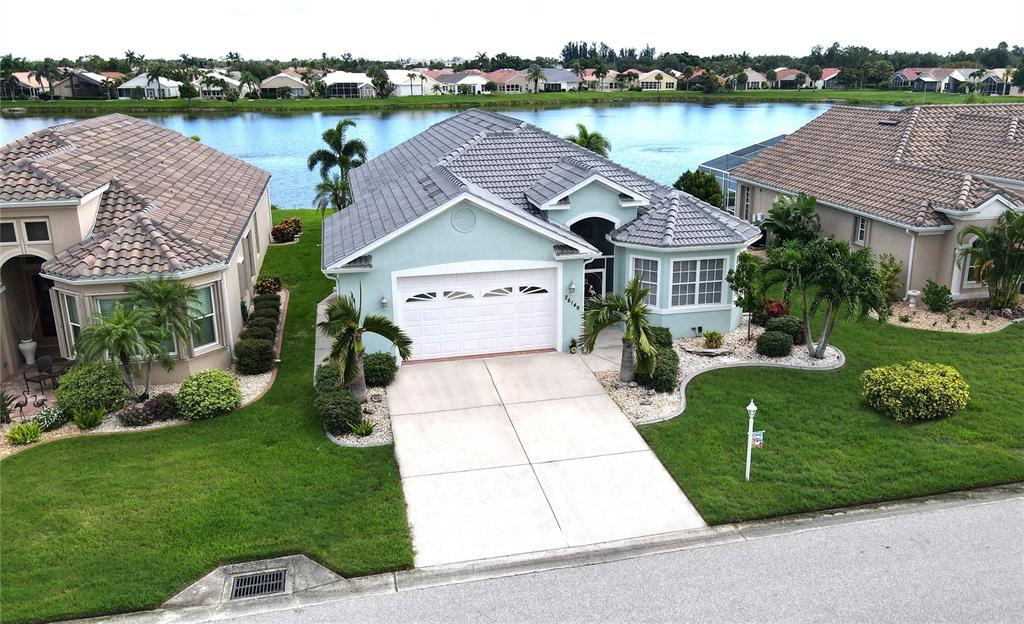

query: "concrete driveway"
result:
(389, 351), (705, 567)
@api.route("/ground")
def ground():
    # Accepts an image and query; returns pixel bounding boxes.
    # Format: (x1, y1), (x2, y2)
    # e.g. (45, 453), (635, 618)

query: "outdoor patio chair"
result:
(23, 355), (55, 393)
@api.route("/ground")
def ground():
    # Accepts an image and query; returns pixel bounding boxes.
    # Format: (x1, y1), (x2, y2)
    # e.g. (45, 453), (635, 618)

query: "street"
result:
(223, 495), (1023, 623)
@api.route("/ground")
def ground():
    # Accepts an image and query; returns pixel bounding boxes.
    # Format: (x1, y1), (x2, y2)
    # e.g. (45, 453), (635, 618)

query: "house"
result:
(485, 69), (530, 93)
(540, 68), (580, 91)
(581, 68), (619, 91)
(731, 68), (767, 90)
(699, 135), (787, 213)
(322, 71), (375, 98)
(321, 109), (760, 360)
(892, 67), (976, 93)
(684, 68), (708, 89)
(0, 114), (272, 382)
(978, 69), (1020, 96)
(732, 104), (1024, 300)
(52, 70), (108, 98)
(814, 67), (841, 89)
(259, 72), (309, 98)
(771, 68), (806, 89)
(116, 73), (182, 99)
(0, 72), (49, 98)
(385, 70), (439, 96)
(193, 71), (247, 99)
(435, 70), (489, 94)
(637, 70), (677, 91)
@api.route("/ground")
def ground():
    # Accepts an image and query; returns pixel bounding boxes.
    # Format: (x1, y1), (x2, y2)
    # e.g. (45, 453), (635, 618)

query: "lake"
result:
(1, 102), (832, 207)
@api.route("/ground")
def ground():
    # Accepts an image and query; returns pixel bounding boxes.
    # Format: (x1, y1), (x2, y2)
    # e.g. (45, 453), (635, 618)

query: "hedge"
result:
(235, 338), (276, 375)
(755, 330), (793, 357)
(648, 326), (674, 349)
(636, 346), (680, 393)
(364, 353), (398, 387)
(316, 388), (363, 435)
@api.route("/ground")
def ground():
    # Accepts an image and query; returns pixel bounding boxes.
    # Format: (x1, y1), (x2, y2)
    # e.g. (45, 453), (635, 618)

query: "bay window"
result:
(671, 258), (726, 307)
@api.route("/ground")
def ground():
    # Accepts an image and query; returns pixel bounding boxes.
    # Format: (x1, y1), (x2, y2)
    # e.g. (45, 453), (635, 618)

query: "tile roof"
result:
(820, 68), (840, 81)
(732, 104), (1024, 228)
(1, 114), (270, 279)
(323, 109), (757, 268)
(610, 192), (760, 248)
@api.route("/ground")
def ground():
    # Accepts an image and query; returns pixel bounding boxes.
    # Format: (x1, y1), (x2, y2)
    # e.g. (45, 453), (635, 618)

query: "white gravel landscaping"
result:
(883, 302), (1012, 334)
(325, 387), (393, 447)
(593, 322), (845, 424)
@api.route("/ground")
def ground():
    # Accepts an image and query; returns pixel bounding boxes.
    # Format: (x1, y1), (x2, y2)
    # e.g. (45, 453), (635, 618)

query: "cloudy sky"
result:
(4, 0), (1021, 61)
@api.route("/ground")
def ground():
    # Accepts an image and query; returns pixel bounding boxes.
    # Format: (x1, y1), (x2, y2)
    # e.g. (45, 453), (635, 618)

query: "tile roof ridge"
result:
(661, 196), (680, 246)
(132, 211), (222, 269)
(955, 174), (974, 209)
(9, 157), (85, 197)
(892, 106), (922, 164)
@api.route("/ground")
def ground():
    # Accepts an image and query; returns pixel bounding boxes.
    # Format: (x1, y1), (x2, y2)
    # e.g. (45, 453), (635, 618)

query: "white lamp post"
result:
(745, 399), (758, 482)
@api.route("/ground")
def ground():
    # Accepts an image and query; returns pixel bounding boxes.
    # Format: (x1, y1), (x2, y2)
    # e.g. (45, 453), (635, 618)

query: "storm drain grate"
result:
(230, 569), (286, 600)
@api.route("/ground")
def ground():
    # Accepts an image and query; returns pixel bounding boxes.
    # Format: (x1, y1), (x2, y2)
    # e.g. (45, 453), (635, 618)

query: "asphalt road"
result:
(224, 496), (1023, 623)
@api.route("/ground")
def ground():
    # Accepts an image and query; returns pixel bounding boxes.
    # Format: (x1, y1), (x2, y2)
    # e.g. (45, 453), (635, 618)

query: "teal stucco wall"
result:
(544, 181), (639, 230)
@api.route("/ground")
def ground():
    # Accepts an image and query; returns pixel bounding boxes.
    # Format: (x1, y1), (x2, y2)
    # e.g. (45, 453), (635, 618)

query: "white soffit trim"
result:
(538, 174), (648, 210)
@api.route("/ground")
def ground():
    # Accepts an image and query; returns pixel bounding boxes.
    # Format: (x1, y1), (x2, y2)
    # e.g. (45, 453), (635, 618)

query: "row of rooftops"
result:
(891, 67), (1017, 85)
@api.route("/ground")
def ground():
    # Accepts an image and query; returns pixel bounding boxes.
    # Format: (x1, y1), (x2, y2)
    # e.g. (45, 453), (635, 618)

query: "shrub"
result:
(648, 326), (674, 349)
(317, 388), (363, 435)
(176, 370), (242, 420)
(702, 331), (724, 349)
(636, 346), (680, 393)
(279, 216), (303, 234)
(271, 223), (297, 243)
(350, 420), (375, 437)
(922, 279), (953, 313)
(32, 407), (70, 432)
(239, 325), (275, 342)
(253, 299), (280, 311)
(5, 422), (41, 445)
(55, 361), (127, 415)
(364, 353), (398, 387)
(250, 306), (280, 323)
(753, 298), (790, 325)
(74, 408), (105, 430)
(235, 338), (276, 374)
(765, 315), (805, 345)
(877, 252), (904, 303)
(899, 314), (911, 323)
(246, 317), (278, 331)
(254, 276), (282, 295)
(315, 360), (342, 395)
(755, 330), (793, 357)
(253, 293), (281, 305)
(861, 361), (970, 422)
(118, 404), (158, 427)
(148, 393), (179, 421)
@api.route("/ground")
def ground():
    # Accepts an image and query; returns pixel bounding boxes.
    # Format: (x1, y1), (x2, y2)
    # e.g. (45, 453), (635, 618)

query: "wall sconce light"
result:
(568, 281), (576, 295)
(379, 296), (388, 308)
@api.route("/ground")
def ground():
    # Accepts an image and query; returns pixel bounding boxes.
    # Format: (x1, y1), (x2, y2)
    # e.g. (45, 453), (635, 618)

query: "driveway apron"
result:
(389, 352), (705, 567)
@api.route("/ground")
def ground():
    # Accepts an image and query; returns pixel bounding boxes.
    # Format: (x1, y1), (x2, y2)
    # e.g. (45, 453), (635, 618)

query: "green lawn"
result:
(2, 89), (1017, 115)
(642, 318), (1024, 525)
(0, 211), (412, 624)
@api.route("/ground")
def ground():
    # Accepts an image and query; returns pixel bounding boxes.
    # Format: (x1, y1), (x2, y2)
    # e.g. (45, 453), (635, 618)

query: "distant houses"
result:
(116, 73), (182, 99)
(890, 67), (1020, 95)
(259, 72), (308, 98)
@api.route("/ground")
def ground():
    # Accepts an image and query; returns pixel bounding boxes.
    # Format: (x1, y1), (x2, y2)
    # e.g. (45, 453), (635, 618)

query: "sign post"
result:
(745, 400), (758, 481)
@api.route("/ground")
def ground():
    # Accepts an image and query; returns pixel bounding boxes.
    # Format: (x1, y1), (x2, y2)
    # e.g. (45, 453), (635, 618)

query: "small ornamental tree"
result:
(726, 251), (766, 339)
(673, 169), (724, 209)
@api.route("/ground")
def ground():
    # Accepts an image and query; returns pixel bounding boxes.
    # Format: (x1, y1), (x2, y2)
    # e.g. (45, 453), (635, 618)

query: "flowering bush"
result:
(33, 407), (70, 432)
(254, 276), (282, 295)
(270, 219), (302, 243)
(861, 361), (970, 422)
(176, 370), (242, 420)
(753, 298), (790, 326)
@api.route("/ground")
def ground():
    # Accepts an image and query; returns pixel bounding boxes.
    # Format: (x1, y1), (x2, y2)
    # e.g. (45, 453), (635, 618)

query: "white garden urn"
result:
(18, 338), (37, 365)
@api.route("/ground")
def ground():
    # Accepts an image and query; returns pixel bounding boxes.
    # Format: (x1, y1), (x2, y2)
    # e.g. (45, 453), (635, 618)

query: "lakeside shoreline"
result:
(2, 89), (1017, 115)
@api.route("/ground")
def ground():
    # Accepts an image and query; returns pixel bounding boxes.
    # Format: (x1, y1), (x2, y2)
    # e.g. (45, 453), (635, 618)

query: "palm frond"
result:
(363, 315), (413, 360)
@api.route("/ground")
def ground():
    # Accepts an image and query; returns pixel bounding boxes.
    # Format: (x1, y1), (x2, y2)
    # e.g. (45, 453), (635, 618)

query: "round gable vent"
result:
(450, 206), (477, 233)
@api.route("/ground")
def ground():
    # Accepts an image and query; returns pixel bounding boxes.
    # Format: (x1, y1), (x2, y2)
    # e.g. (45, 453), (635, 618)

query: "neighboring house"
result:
(699, 134), (787, 213)
(685, 68), (708, 89)
(892, 67), (976, 93)
(52, 70), (108, 98)
(485, 69), (530, 93)
(385, 70), (439, 96)
(732, 104), (1024, 300)
(259, 72), (309, 98)
(0, 114), (272, 382)
(117, 73), (182, 99)
(978, 69), (1021, 96)
(435, 70), (489, 94)
(193, 71), (247, 99)
(637, 70), (677, 91)
(890, 68), (923, 89)
(322, 71), (376, 98)
(814, 67), (841, 89)
(541, 68), (580, 91)
(771, 68), (805, 89)
(731, 68), (767, 90)
(100, 71), (125, 82)
(321, 109), (760, 360)
(581, 68), (619, 91)
(0, 72), (49, 98)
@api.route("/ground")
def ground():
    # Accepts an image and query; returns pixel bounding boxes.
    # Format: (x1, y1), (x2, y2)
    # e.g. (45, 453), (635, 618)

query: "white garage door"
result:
(397, 268), (558, 360)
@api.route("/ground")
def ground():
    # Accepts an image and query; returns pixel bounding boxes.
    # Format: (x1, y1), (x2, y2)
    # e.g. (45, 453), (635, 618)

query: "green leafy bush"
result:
(877, 252), (904, 302)
(253, 293), (281, 305)
(315, 361), (341, 395)
(636, 346), (680, 393)
(239, 325), (275, 342)
(350, 420), (375, 437)
(648, 326), (674, 349)
(271, 223), (297, 243)
(250, 306), (280, 323)
(176, 370), (242, 420)
(74, 408), (105, 430)
(922, 279), (953, 313)
(702, 331), (724, 349)
(5, 421), (41, 445)
(235, 338), (276, 374)
(246, 317), (278, 331)
(55, 361), (127, 416)
(765, 315), (805, 345)
(254, 276), (282, 294)
(317, 388), (363, 435)
(253, 299), (280, 311)
(755, 330), (793, 357)
(364, 353), (398, 387)
(32, 407), (70, 432)
(861, 361), (970, 422)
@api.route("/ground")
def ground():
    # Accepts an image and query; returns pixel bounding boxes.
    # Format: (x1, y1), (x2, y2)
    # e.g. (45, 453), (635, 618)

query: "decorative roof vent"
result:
(878, 118), (900, 126)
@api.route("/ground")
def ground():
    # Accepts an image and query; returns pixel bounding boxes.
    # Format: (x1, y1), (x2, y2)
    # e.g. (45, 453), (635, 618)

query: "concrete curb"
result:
(635, 346), (847, 426)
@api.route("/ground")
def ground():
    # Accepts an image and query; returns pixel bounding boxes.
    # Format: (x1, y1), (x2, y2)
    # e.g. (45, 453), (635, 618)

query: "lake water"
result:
(1, 103), (832, 207)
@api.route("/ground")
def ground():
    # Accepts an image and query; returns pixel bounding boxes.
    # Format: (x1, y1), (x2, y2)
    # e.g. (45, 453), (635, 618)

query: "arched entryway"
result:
(1, 255), (59, 375)
(569, 216), (617, 299)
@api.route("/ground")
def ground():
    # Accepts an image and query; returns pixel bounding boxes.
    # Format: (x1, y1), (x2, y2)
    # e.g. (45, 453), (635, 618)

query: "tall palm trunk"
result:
(347, 351), (368, 402)
(117, 354), (137, 397)
(620, 338), (636, 382)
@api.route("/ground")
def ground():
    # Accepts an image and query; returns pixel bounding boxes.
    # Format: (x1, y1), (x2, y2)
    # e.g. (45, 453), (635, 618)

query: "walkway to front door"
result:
(388, 351), (705, 567)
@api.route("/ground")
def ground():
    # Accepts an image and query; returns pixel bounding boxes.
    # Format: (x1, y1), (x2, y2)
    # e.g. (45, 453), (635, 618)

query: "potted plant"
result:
(12, 309), (40, 365)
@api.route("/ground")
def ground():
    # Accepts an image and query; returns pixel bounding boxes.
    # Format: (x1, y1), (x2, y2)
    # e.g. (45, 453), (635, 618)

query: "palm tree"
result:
(564, 123), (612, 157)
(594, 62), (608, 90)
(581, 277), (658, 382)
(146, 62), (170, 99)
(956, 211), (1024, 309)
(571, 60), (584, 88)
(407, 72), (418, 95)
(240, 72), (260, 98)
(681, 66), (694, 90)
(199, 74), (227, 99)
(75, 304), (172, 399)
(765, 68), (777, 88)
(318, 289), (412, 402)
(526, 64), (544, 93)
(431, 83), (443, 95)
(30, 59), (60, 100)
(314, 173), (350, 217)
(306, 119), (367, 205)
(763, 193), (821, 246)
(126, 278), (199, 397)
